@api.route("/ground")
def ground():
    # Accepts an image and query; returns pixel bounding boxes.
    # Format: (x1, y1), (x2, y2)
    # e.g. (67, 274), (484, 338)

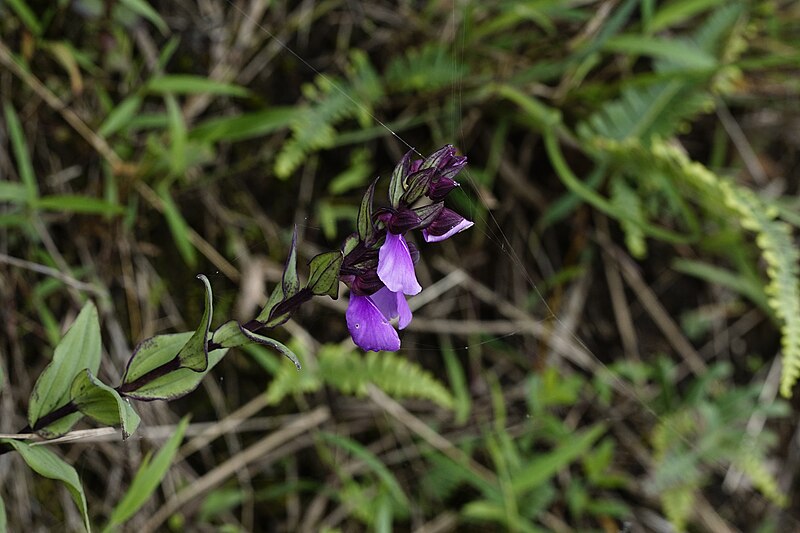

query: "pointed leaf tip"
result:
(177, 274), (213, 372)
(282, 228), (300, 298)
(357, 178), (378, 241)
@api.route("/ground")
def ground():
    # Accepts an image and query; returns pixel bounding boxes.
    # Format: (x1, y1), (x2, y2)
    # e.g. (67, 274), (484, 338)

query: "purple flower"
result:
(377, 232), (421, 295)
(422, 207), (474, 243)
(346, 287), (411, 352)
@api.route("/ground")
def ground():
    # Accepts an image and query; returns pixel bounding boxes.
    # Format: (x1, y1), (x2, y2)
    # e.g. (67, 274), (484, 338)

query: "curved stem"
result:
(543, 129), (697, 245)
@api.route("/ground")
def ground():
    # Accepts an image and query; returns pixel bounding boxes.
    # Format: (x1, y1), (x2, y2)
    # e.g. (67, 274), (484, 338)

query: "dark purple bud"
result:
(428, 176), (460, 201)
(410, 159), (423, 173)
(438, 155), (467, 181)
(351, 269), (384, 296)
(386, 206), (422, 235)
(420, 145), (456, 171)
(422, 207), (474, 243)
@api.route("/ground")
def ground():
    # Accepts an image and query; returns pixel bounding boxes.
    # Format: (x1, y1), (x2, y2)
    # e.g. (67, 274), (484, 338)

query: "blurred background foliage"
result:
(1, 0), (800, 531)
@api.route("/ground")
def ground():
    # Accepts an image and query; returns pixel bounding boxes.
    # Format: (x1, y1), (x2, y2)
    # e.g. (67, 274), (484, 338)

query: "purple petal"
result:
(396, 292), (412, 329)
(378, 232), (422, 295)
(422, 207), (474, 243)
(369, 287), (413, 330)
(346, 294), (401, 352)
(370, 286), (399, 319)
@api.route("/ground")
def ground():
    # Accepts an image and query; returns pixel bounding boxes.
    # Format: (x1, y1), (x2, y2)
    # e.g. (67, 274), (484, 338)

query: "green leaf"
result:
(388, 154), (408, 209)
(511, 424), (607, 494)
(282, 229), (300, 298)
(320, 432), (408, 507)
(648, 0), (726, 33)
(603, 35), (717, 70)
(155, 181), (197, 267)
(103, 417), (189, 532)
(124, 348), (228, 401)
(3, 101), (38, 201)
(164, 94), (187, 177)
(99, 95), (143, 137)
(176, 274), (213, 372)
(70, 369), (141, 439)
(32, 195), (125, 215)
(119, 0), (169, 35)
(2, 440), (90, 532)
(122, 332), (190, 387)
(342, 233), (360, 256)
(0, 181), (29, 203)
(189, 107), (294, 143)
(28, 302), (102, 436)
(146, 75), (250, 97)
(0, 494), (7, 533)
(6, 0), (42, 35)
(306, 250), (343, 298)
(254, 280), (284, 323)
(236, 328), (302, 371)
(357, 178), (377, 241)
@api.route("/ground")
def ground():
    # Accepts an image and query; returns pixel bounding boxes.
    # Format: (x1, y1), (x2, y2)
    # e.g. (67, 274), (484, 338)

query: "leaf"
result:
(648, 0), (727, 33)
(282, 229), (300, 298)
(388, 152), (409, 209)
(155, 181), (197, 267)
(122, 332), (190, 387)
(32, 195), (125, 215)
(0, 494), (6, 533)
(254, 280), (284, 323)
(123, 343), (228, 401)
(146, 75), (250, 97)
(266, 344), (454, 409)
(5, 0), (42, 35)
(357, 178), (378, 241)
(46, 42), (84, 94)
(70, 370), (141, 439)
(2, 440), (90, 532)
(511, 424), (607, 494)
(176, 274), (213, 372)
(99, 95), (143, 137)
(119, 0), (169, 35)
(603, 35), (717, 70)
(577, 80), (712, 142)
(306, 250), (343, 298)
(3, 101), (38, 201)
(189, 107), (294, 143)
(211, 321), (301, 370)
(320, 432), (408, 507)
(28, 302), (102, 436)
(0, 182), (29, 203)
(164, 94), (187, 177)
(103, 417), (189, 532)
(236, 328), (302, 371)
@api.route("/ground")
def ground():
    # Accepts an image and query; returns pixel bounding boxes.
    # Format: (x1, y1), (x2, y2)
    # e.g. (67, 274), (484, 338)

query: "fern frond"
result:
(577, 81), (713, 142)
(274, 51), (383, 178)
(323, 349), (455, 409)
(385, 44), (466, 93)
(265, 344), (454, 409)
(593, 137), (800, 397)
(610, 178), (647, 258)
(661, 484), (696, 533)
(733, 439), (787, 507)
(265, 356), (322, 405)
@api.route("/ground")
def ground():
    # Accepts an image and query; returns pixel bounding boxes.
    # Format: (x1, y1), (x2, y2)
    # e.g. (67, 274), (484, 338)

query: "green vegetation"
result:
(2, 0), (800, 531)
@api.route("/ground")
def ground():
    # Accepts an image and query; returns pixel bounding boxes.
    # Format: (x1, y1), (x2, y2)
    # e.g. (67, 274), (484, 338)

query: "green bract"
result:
(27, 301), (102, 437)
